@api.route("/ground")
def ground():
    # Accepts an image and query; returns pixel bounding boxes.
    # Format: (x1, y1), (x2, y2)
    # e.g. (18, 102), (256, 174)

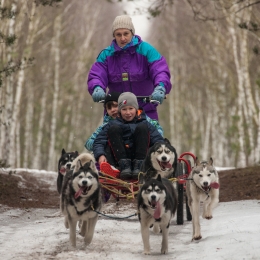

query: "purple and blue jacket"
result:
(87, 35), (172, 120)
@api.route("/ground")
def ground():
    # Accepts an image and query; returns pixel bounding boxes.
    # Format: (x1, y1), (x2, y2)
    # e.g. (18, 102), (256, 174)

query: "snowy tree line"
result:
(0, 0), (259, 170)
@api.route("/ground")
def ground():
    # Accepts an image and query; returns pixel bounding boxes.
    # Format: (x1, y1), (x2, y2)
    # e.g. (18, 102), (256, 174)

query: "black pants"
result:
(106, 123), (149, 165)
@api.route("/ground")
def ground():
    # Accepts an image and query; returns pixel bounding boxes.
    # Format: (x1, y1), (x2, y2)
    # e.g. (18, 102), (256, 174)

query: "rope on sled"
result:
(99, 171), (141, 200)
(91, 205), (137, 219)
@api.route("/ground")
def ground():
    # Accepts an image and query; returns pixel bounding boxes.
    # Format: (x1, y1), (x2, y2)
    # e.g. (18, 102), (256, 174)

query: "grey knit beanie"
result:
(118, 92), (138, 111)
(112, 15), (135, 36)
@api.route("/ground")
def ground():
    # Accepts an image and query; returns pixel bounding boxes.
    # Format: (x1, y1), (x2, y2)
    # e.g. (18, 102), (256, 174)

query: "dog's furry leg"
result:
(141, 223), (151, 255)
(203, 190), (219, 219)
(160, 225), (169, 254)
(153, 223), (160, 234)
(68, 218), (78, 247)
(84, 216), (98, 245)
(64, 215), (69, 229)
(79, 221), (86, 237)
(191, 199), (202, 240)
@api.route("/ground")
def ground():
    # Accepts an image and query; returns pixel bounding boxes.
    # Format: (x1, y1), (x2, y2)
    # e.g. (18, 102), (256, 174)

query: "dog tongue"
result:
(59, 167), (66, 175)
(153, 201), (161, 219)
(210, 182), (220, 189)
(161, 162), (172, 168)
(74, 187), (84, 199)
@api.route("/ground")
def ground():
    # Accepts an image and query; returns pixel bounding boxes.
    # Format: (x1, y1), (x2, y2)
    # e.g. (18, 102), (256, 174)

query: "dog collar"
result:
(191, 179), (211, 198)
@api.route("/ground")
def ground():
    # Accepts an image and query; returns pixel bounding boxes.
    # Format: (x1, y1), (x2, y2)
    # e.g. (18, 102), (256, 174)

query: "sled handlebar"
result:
(98, 96), (163, 104)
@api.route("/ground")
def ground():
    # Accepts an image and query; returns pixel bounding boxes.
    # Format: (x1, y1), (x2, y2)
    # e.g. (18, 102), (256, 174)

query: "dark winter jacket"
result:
(93, 109), (164, 161)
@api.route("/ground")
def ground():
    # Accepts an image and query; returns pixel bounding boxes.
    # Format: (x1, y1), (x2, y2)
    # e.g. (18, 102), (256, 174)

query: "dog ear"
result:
(164, 138), (171, 145)
(209, 157), (213, 165)
(89, 160), (98, 173)
(75, 151), (79, 156)
(74, 159), (82, 172)
(156, 174), (162, 182)
(62, 148), (66, 155)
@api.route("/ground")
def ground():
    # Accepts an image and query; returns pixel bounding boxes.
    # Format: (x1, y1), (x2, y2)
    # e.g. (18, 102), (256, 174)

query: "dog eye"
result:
(157, 150), (162, 154)
(146, 188), (152, 192)
(88, 176), (92, 179)
(165, 150), (170, 154)
(199, 174), (202, 177)
(79, 176), (83, 179)
(155, 189), (161, 192)
(207, 174), (211, 177)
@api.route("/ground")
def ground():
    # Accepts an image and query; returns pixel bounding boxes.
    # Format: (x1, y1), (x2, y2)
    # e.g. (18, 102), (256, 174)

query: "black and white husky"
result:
(141, 139), (177, 183)
(137, 174), (177, 255)
(57, 149), (79, 194)
(61, 159), (102, 247)
(186, 158), (220, 241)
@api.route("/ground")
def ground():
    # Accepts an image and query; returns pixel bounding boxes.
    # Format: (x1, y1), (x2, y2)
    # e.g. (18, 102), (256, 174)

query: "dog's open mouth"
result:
(74, 185), (92, 199)
(157, 159), (172, 171)
(59, 167), (66, 175)
(149, 200), (157, 209)
(148, 200), (161, 219)
(201, 185), (210, 192)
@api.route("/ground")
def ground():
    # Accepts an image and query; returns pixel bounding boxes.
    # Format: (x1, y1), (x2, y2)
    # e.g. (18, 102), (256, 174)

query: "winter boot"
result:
(118, 159), (132, 180)
(132, 159), (144, 179)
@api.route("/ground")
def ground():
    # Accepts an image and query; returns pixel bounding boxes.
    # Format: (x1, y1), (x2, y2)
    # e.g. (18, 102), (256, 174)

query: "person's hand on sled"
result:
(151, 85), (166, 104)
(92, 86), (106, 102)
(98, 155), (107, 165)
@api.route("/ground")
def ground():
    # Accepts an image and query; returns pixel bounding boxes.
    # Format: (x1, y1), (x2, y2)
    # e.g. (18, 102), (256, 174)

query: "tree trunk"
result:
(47, 14), (61, 171)
(23, 3), (40, 168)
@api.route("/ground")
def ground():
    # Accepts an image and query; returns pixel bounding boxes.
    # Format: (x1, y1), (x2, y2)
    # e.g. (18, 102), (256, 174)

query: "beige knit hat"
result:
(112, 15), (135, 36)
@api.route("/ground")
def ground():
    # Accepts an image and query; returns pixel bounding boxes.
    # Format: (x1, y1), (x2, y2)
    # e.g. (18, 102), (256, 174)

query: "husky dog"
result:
(137, 174), (177, 255)
(57, 149), (79, 194)
(186, 158), (220, 241)
(70, 153), (98, 173)
(140, 138), (177, 183)
(61, 159), (101, 247)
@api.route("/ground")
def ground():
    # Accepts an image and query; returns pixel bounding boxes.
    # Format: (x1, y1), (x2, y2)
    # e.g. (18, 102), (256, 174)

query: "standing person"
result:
(93, 92), (164, 180)
(88, 15), (172, 120)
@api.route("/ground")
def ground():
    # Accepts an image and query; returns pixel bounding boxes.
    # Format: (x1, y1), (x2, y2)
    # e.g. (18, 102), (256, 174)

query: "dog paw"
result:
(203, 213), (213, 219)
(161, 248), (168, 254)
(79, 230), (85, 237)
(193, 235), (202, 241)
(143, 250), (151, 255)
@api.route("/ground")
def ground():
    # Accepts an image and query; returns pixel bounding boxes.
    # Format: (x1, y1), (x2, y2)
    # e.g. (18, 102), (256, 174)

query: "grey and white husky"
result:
(140, 138), (177, 183)
(61, 159), (102, 247)
(137, 174), (177, 255)
(186, 157), (220, 241)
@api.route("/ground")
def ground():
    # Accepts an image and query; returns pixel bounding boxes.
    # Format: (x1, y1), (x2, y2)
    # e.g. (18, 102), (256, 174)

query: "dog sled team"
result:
(57, 91), (220, 254)
(56, 14), (219, 254)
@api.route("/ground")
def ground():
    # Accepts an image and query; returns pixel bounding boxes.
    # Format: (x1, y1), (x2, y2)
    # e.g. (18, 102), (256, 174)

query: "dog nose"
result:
(161, 156), (167, 161)
(203, 182), (208, 186)
(151, 195), (156, 201)
(82, 180), (87, 186)
(66, 163), (71, 169)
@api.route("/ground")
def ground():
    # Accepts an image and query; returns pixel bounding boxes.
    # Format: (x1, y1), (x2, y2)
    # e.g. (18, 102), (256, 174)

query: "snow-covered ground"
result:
(0, 168), (259, 260)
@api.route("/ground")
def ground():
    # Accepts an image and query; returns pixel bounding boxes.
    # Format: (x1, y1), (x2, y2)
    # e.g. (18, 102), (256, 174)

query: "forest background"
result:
(0, 0), (260, 171)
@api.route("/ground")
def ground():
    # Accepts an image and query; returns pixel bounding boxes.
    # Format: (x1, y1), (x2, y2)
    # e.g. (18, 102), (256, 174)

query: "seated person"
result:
(85, 92), (164, 152)
(93, 92), (164, 180)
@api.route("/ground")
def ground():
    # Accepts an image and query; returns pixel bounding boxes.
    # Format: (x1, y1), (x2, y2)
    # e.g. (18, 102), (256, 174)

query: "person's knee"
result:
(135, 123), (148, 133)
(108, 124), (121, 135)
